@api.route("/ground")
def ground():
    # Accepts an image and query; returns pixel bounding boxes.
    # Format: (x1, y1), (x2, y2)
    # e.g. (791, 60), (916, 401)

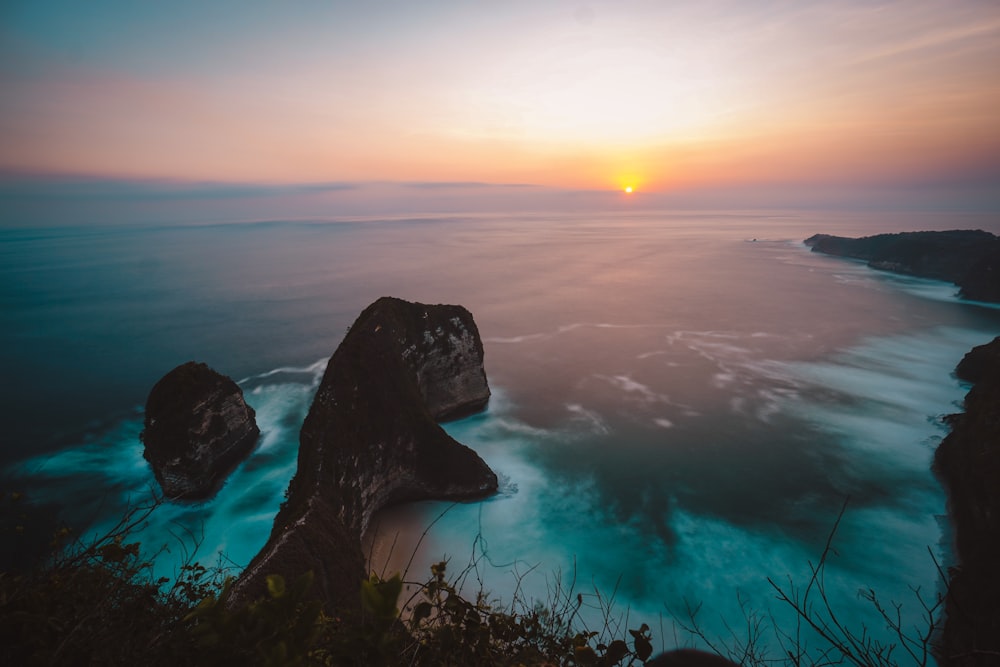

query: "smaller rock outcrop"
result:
(141, 362), (260, 500)
(804, 230), (1000, 303)
(934, 337), (1000, 663)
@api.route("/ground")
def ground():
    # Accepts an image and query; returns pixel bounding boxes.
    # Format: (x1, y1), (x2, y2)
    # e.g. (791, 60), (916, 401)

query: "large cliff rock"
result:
(233, 297), (497, 609)
(934, 337), (1000, 665)
(955, 336), (1000, 384)
(804, 230), (1000, 303)
(141, 362), (260, 501)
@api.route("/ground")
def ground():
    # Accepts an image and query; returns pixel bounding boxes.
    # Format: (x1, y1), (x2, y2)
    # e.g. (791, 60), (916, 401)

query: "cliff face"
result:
(804, 230), (1000, 303)
(935, 337), (1000, 664)
(955, 335), (1000, 384)
(141, 362), (260, 501)
(234, 297), (497, 609)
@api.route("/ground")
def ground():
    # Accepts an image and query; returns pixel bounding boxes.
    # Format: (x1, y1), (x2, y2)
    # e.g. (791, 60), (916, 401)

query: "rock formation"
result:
(141, 361), (260, 500)
(955, 335), (1000, 384)
(934, 336), (1000, 664)
(804, 230), (1000, 303)
(233, 297), (497, 610)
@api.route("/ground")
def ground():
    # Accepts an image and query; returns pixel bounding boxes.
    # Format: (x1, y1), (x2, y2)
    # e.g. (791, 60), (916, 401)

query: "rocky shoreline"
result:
(934, 337), (1000, 665)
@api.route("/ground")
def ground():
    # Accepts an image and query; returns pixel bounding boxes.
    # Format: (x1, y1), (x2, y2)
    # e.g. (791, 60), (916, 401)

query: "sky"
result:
(1, 0), (999, 214)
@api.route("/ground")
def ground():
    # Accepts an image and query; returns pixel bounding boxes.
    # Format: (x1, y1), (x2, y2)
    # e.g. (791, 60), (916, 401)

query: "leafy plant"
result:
(1, 491), (950, 667)
(395, 559), (655, 666)
(184, 572), (322, 666)
(0, 494), (218, 665)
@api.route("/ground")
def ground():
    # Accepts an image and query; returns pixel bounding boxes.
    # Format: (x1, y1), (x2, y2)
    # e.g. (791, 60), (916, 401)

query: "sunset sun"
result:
(624, 186), (633, 193)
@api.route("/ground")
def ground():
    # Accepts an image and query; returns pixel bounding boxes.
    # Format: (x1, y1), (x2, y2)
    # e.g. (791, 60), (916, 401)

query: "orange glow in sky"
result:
(1, 1), (999, 203)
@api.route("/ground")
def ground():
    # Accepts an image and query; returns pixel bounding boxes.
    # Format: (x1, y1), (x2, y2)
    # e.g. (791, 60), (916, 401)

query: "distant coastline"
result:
(805, 230), (1000, 303)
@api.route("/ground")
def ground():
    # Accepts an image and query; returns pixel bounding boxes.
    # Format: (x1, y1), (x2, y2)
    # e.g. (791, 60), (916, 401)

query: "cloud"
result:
(0, 173), (358, 201)
(397, 181), (541, 190)
(848, 15), (1000, 67)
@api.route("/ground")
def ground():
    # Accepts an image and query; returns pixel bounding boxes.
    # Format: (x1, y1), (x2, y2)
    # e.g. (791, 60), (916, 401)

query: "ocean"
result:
(3, 209), (1000, 660)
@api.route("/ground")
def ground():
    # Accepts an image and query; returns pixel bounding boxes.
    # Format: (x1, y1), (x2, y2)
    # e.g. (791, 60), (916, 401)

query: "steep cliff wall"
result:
(233, 297), (497, 609)
(935, 337), (1000, 665)
(141, 361), (260, 500)
(804, 230), (1000, 303)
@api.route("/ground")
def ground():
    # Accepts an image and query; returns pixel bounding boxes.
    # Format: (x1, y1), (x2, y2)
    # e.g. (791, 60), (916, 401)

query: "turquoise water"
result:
(3, 210), (999, 659)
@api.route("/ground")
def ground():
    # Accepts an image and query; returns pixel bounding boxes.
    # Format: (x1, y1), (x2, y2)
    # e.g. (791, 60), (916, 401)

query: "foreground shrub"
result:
(1, 493), (948, 666)
(0, 495), (218, 666)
